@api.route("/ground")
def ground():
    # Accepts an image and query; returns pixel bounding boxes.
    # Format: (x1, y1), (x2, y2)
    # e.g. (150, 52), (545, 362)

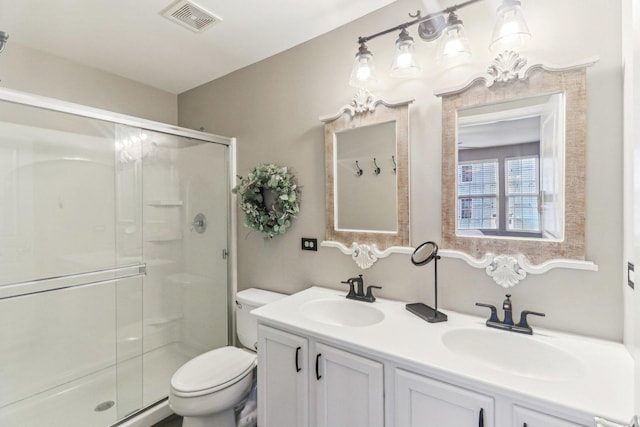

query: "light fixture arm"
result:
(356, 0), (484, 45)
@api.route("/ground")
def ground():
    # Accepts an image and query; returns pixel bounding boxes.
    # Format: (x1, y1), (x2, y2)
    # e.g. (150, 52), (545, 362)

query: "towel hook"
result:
(354, 160), (363, 177)
(373, 158), (381, 175)
(392, 155), (397, 174)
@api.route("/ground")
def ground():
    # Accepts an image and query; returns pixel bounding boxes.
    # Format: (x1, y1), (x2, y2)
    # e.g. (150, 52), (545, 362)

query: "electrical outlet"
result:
(301, 237), (318, 251)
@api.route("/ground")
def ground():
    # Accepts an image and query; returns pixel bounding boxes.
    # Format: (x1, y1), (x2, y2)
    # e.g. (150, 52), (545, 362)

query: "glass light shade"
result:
(490, 0), (531, 52)
(390, 29), (420, 78)
(437, 22), (472, 65)
(349, 45), (379, 88)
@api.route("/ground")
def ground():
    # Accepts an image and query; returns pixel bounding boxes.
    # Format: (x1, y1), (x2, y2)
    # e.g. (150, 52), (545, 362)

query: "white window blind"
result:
(506, 156), (540, 232)
(457, 160), (498, 230)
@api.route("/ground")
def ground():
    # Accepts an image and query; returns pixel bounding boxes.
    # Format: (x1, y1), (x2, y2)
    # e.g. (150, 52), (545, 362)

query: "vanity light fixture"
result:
(349, 42), (379, 88)
(348, 0), (532, 87)
(436, 12), (472, 65)
(390, 28), (420, 78)
(490, 0), (531, 52)
(0, 31), (9, 54)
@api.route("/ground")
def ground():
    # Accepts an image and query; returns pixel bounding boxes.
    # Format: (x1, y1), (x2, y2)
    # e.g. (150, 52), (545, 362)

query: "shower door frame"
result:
(0, 87), (238, 424)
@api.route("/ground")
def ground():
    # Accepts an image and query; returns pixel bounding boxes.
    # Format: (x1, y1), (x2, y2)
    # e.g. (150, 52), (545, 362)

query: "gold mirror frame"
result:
(320, 90), (413, 269)
(436, 52), (598, 287)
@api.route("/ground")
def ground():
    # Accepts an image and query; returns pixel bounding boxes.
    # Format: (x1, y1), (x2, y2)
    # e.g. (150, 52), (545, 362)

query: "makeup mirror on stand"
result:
(406, 241), (448, 323)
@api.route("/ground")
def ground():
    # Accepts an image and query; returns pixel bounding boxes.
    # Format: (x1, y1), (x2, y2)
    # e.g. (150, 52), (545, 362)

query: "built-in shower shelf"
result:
(146, 200), (183, 207)
(145, 235), (183, 242)
(166, 273), (210, 286)
(145, 258), (176, 267)
(146, 316), (183, 328)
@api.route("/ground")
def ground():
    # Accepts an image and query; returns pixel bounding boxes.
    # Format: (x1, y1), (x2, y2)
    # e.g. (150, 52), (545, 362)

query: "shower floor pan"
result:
(0, 343), (194, 427)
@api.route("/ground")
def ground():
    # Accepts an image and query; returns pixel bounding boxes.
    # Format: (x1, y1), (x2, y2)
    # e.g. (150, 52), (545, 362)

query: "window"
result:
(506, 156), (540, 232)
(457, 160), (498, 230)
(457, 154), (541, 236)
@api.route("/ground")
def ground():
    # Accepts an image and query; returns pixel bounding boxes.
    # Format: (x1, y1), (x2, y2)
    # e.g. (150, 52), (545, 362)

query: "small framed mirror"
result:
(320, 90), (413, 268)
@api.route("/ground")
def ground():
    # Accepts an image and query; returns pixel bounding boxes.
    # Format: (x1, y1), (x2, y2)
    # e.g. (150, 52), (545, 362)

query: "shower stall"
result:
(0, 89), (235, 426)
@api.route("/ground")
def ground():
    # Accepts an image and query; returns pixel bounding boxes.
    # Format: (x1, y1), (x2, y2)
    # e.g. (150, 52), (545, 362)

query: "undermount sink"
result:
(442, 328), (586, 381)
(300, 298), (385, 327)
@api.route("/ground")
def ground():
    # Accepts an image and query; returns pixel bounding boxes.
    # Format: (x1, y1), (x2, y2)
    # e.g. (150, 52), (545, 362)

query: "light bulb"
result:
(390, 28), (421, 78)
(437, 14), (472, 66)
(356, 58), (372, 81)
(349, 42), (378, 88)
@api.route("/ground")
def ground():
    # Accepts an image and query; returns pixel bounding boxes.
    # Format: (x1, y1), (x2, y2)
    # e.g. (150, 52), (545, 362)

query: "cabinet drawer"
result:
(513, 405), (588, 427)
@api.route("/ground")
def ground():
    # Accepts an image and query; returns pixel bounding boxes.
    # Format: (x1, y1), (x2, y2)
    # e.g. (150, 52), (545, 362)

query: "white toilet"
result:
(169, 288), (285, 427)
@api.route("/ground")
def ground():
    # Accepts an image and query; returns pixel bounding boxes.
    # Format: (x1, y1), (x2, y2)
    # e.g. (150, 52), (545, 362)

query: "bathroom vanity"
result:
(252, 287), (633, 427)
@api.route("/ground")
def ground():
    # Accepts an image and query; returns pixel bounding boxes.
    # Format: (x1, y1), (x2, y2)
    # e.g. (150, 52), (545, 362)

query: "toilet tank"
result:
(236, 288), (286, 350)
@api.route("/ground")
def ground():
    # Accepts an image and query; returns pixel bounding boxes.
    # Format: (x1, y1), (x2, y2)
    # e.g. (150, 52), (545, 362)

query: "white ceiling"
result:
(0, 0), (397, 94)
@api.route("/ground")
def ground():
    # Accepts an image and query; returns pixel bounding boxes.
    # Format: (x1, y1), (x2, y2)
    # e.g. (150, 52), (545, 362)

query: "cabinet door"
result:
(395, 368), (494, 427)
(257, 325), (309, 427)
(513, 405), (588, 427)
(313, 342), (384, 427)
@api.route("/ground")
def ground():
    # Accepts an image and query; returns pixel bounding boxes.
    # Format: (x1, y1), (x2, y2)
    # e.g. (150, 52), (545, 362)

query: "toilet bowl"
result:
(168, 288), (286, 427)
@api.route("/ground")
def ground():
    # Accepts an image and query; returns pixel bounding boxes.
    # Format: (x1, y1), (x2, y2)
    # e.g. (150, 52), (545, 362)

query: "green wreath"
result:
(232, 164), (300, 238)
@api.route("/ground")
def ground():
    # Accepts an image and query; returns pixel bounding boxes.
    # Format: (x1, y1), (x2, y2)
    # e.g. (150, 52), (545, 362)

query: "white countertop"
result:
(252, 286), (634, 423)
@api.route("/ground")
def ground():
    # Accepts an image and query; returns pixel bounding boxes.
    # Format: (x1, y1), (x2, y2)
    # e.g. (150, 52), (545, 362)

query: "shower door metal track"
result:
(0, 88), (231, 146)
(0, 264), (147, 300)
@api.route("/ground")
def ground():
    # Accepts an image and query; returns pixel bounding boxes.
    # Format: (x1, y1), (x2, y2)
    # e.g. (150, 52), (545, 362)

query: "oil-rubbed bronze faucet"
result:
(341, 274), (382, 303)
(476, 294), (545, 335)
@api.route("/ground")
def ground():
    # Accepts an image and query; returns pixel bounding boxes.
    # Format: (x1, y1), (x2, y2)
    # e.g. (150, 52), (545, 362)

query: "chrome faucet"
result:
(476, 294), (545, 335)
(341, 274), (382, 303)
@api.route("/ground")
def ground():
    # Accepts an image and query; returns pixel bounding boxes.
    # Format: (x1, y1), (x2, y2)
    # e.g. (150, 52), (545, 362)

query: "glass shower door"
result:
(0, 95), (231, 426)
(0, 103), (143, 426)
(140, 130), (229, 406)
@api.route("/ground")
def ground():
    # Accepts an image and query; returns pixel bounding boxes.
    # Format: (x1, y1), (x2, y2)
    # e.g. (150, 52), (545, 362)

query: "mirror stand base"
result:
(406, 303), (448, 323)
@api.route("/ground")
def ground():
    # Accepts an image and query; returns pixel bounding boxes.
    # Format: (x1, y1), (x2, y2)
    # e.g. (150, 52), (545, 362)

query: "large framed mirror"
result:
(320, 90), (413, 269)
(436, 52), (598, 287)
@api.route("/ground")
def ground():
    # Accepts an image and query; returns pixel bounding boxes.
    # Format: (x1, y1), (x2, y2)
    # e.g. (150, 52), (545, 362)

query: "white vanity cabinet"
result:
(395, 368), (494, 427)
(257, 324), (384, 427)
(257, 325), (309, 427)
(512, 405), (589, 427)
(314, 342), (384, 427)
(252, 287), (632, 427)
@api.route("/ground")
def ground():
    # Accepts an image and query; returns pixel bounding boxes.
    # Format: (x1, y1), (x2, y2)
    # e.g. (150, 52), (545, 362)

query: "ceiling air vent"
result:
(162, 0), (222, 33)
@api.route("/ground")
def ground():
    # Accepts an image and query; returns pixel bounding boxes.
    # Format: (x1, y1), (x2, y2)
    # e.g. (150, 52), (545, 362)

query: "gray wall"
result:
(0, 43), (177, 124)
(178, 0), (623, 341)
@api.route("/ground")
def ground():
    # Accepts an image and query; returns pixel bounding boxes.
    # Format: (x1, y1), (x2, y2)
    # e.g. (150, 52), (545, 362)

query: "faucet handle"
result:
(475, 302), (500, 323)
(340, 279), (357, 298)
(365, 285), (382, 302)
(517, 310), (545, 329)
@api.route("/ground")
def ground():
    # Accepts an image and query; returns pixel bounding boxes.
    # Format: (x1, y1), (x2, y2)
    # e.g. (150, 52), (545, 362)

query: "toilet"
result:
(169, 288), (286, 427)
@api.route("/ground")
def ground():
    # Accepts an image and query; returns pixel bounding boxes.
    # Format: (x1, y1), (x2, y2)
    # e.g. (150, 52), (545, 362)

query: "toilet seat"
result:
(170, 346), (257, 398)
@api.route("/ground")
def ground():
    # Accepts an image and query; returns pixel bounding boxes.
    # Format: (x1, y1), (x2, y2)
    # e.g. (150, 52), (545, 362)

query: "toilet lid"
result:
(171, 346), (256, 395)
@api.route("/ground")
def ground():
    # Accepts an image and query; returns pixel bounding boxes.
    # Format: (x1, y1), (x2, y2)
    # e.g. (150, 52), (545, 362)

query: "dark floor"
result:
(151, 414), (183, 427)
